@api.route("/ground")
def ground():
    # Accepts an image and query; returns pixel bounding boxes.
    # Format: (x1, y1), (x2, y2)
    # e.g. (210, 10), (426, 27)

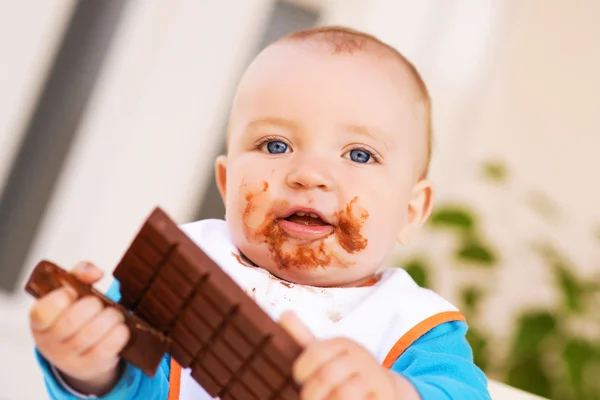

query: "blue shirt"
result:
(35, 280), (490, 399)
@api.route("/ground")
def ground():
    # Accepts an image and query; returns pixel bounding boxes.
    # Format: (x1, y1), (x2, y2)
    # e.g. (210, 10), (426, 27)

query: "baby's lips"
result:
(279, 207), (334, 225)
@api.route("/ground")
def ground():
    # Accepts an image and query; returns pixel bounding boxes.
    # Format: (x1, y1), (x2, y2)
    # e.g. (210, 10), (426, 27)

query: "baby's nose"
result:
(285, 161), (334, 192)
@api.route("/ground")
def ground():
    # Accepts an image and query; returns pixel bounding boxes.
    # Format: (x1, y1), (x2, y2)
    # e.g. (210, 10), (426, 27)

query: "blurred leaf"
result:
(430, 206), (475, 232)
(555, 262), (583, 312)
(563, 339), (598, 395)
(581, 361), (600, 400)
(595, 225), (600, 244)
(583, 281), (600, 294)
(482, 160), (508, 183)
(466, 326), (489, 371)
(461, 286), (485, 315)
(402, 258), (429, 288)
(531, 242), (561, 261)
(533, 242), (585, 312)
(503, 312), (559, 397)
(455, 238), (497, 266)
(506, 353), (552, 399)
(510, 311), (557, 359)
(526, 191), (562, 221)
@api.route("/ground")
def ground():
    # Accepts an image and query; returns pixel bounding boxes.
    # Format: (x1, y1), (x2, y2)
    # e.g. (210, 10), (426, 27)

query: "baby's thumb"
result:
(70, 261), (104, 284)
(279, 311), (315, 347)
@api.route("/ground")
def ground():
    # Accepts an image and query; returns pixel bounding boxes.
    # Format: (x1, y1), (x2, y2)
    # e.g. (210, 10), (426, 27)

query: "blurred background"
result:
(0, 0), (598, 399)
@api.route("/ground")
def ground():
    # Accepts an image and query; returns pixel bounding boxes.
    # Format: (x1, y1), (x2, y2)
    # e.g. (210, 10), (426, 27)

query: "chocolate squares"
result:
(26, 207), (303, 399)
(113, 208), (303, 399)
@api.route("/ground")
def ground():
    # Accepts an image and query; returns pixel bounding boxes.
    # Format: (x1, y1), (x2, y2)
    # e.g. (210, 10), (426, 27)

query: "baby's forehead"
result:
(279, 31), (426, 94)
(243, 42), (424, 106)
(237, 47), (420, 127)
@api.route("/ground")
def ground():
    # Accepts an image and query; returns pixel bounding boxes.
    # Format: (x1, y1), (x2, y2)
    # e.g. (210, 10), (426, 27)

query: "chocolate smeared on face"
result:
(334, 196), (369, 253)
(242, 188), (370, 270)
(242, 181), (270, 239)
(258, 199), (341, 270)
(242, 191), (256, 240)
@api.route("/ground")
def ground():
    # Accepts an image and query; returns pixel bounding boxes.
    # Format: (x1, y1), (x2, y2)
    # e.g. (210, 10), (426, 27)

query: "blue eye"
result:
(266, 141), (288, 154)
(349, 149), (371, 163)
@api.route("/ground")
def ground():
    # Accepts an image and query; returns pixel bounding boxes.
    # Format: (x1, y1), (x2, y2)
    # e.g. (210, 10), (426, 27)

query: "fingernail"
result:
(83, 262), (96, 272)
(76, 262), (95, 273)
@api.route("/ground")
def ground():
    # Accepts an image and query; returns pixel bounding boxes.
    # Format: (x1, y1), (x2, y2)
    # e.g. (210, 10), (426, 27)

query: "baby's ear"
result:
(215, 155), (228, 203)
(397, 179), (434, 245)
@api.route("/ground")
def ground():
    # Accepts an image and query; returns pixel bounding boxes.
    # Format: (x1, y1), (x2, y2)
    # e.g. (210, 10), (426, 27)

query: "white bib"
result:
(167, 219), (464, 400)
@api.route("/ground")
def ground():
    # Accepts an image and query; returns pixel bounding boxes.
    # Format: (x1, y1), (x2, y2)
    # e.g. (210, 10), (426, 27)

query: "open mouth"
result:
(278, 208), (334, 239)
(283, 211), (329, 226)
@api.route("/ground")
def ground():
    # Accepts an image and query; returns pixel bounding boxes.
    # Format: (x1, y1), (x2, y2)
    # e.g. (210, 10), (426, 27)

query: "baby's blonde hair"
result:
(229, 26), (433, 178)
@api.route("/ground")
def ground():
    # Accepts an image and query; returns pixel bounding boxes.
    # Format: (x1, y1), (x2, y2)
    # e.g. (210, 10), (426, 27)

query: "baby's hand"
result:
(280, 312), (420, 400)
(29, 262), (130, 396)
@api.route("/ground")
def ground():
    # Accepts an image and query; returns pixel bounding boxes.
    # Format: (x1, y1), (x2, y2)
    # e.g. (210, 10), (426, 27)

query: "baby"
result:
(29, 27), (490, 399)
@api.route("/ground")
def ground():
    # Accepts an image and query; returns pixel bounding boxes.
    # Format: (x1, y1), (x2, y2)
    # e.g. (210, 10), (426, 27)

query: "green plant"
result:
(482, 160), (508, 183)
(429, 205), (475, 231)
(402, 258), (430, 288)
(399, 160), (600, 399)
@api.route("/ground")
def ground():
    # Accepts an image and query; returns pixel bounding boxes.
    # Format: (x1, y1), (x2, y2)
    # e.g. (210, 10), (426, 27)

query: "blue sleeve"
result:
(35, 279), (172, 400)
(390, 321), (490, 400)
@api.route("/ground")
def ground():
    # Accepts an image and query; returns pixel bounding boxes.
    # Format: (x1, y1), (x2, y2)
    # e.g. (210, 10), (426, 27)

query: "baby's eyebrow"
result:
(247, 117), (298, 131)
(341, 123), (390, 149)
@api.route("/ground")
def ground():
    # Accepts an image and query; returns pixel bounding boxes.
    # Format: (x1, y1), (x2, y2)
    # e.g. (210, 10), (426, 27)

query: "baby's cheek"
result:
(362, 209), (401, 253)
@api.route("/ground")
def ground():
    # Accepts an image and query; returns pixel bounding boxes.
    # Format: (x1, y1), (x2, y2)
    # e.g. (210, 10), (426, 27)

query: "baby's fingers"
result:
(70, 261), (104, 285)
(29, 286), (78, 332)
(84, 323), (130, 361)
(66, 307), (125, 355)
(51, 296), (104, 342)
(280, 311), (315, 347)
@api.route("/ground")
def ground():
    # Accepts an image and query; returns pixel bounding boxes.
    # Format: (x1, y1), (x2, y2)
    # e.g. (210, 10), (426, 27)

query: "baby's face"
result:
(216, 43), (431, 287)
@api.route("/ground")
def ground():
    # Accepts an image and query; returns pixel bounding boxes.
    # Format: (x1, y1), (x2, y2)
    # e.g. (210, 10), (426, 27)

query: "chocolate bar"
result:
(113, 207), (303, 399)
(25, 261), (171, 376)
(26, 207), (303, 399)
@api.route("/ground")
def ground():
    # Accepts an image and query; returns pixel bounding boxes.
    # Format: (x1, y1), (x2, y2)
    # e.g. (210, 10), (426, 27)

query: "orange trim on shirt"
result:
(360, 277), (379, 287)
(381, 311), (466, 369)
(167, 358), (182, 400)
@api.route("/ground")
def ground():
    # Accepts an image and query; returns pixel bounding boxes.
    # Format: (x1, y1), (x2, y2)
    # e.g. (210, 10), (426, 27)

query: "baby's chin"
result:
(267, 261), (377, 288)
(234, 240), (368, 287)
(266, 262), (344, 287)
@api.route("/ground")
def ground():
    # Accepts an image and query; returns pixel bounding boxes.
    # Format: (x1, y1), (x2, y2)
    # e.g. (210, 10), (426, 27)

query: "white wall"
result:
(463, 0), (600, 363)
(0, 0), (75, 194)
(474, 0), (600, 229)
(0, 2), (76, 397)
